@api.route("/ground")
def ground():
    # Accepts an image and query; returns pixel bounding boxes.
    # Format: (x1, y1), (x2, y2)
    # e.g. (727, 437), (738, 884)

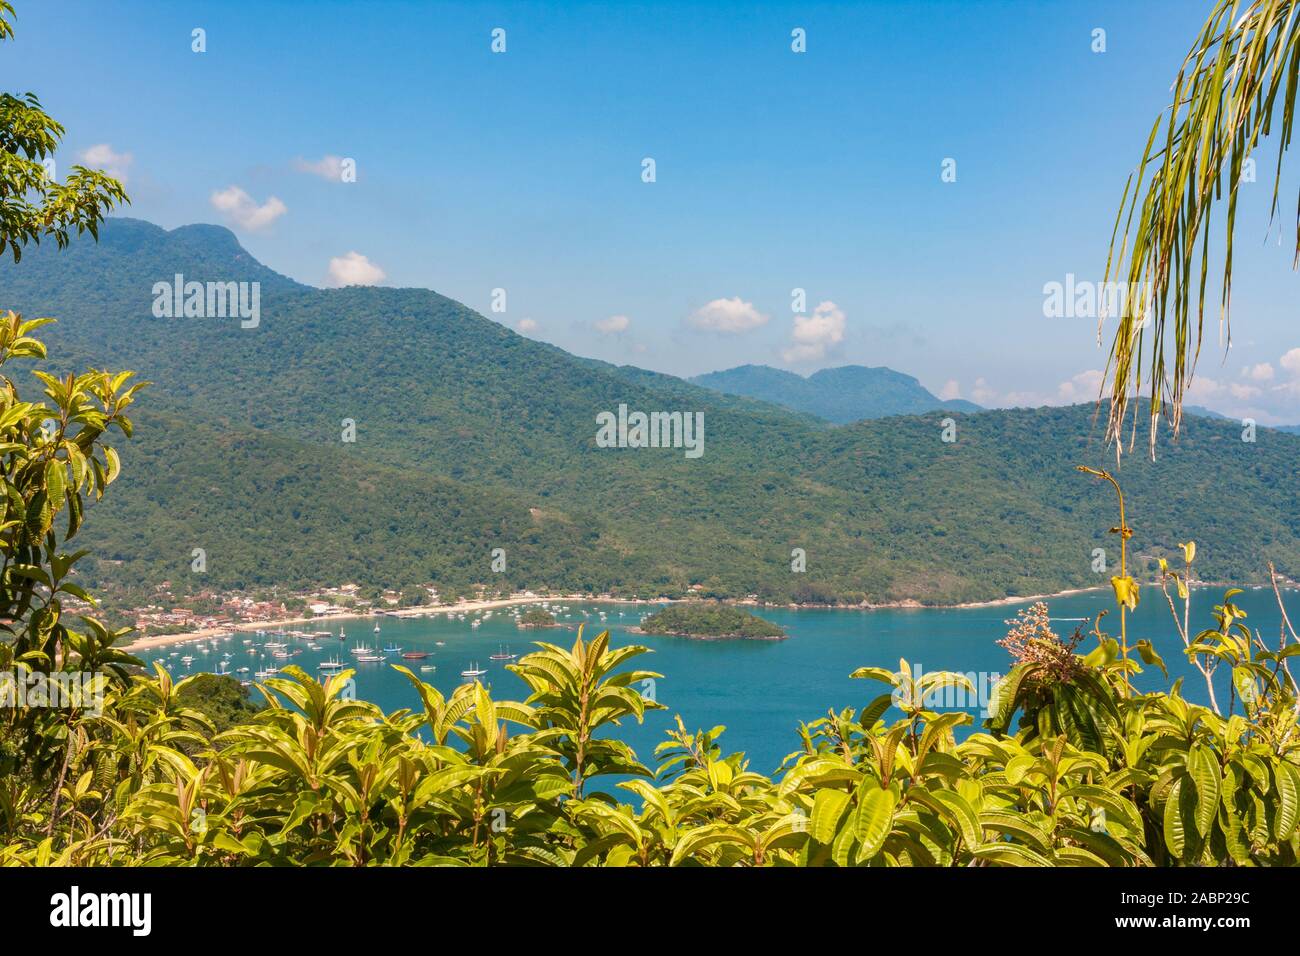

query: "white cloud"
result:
(1189, 376), (1232, 400)
(970, 379), (997, 405)
(1280, 348), (1300, 376)
(689, 297), (769, 333)
(1057, 369), (1105, 403)
(781, 300), (846, 363)
(1243, 362), (1275, 382)
(516, 318), (539, 333)
(78, 143), (133, 183)
(210, 186), (287, 232)
(1001, 391), (1049, 407)
(326, 251), (385, 287)
(938, 379), (961, 401)
(1134, 368), (1295, 424)
(1186, 376), (1261, 402)
(594, 314), (630, 335)
(946, 376), (1053, 409)
(294, 155), (349, 181)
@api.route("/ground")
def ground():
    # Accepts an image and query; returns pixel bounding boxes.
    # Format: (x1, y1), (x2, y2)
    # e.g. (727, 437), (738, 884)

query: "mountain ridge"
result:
(691, 363), (982, 423)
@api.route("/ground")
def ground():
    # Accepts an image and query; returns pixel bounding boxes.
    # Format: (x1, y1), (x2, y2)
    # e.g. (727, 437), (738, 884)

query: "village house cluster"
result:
(119, 583), (449, 636)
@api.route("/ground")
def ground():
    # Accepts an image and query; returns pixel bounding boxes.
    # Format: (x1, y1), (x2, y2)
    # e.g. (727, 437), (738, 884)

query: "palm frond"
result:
(1105, 0), (1299, 456)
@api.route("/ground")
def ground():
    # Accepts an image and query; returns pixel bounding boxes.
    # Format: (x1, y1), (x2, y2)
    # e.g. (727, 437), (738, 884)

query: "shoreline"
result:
(880, 585), (1109, 611)
(120, 594), (651, 654)
(121, 580), (1294, 655)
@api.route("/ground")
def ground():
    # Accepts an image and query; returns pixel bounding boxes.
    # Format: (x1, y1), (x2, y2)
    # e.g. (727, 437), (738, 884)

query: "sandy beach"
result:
(939, 585), (1109, 610)
(120, 594), (649, 654)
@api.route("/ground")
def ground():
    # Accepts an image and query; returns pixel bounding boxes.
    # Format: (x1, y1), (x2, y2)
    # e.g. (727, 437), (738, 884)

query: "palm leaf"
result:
(1105, 0), (1299, 455)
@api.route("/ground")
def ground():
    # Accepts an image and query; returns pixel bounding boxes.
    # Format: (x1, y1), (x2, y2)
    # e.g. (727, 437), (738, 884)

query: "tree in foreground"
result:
(0, 2), (127, 262)
(0, 0), (138, 780)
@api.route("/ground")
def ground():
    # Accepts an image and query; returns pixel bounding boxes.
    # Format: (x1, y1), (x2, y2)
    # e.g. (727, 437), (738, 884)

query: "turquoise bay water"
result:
(164, 589), (1300, 778)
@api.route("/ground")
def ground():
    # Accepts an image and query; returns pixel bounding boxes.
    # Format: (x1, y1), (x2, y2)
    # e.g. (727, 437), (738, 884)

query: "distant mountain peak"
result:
(4, 216), (305, 294)
(166, 221), (245, 246)
(690, 363), (981, 423)
(91, 217), (246, 253)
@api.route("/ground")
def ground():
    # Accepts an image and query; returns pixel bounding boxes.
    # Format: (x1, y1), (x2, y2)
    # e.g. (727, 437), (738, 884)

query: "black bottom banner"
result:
(0, 865), (1273, 943)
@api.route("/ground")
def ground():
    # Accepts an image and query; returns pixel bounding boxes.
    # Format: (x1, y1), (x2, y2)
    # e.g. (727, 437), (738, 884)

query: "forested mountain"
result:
(691, 364), (982, 422)
(2, 218), (1298, 606)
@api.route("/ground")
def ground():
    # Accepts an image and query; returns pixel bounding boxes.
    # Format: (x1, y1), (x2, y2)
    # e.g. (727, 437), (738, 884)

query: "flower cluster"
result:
(997, 602), (1084, 684)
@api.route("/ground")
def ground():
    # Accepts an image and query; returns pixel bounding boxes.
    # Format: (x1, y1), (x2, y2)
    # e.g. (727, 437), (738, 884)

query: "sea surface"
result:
(163, 587), (1300, 780)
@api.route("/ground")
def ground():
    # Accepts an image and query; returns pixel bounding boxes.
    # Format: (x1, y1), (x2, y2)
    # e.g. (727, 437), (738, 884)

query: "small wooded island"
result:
(636, 605), (787, 640)
(518, 608), (558, 628)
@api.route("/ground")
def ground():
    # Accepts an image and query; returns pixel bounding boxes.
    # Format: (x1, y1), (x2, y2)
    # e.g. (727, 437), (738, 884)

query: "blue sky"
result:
(3, 0), (1298, 421)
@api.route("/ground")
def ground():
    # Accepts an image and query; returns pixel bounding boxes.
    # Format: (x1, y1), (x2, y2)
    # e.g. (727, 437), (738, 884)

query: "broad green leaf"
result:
(810, 788), (851, 844)
(853, 785), (896, 861)
(1187, 745), (1220, 837)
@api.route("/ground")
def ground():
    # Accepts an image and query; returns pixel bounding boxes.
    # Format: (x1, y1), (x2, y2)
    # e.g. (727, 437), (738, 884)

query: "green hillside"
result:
(3, 218), (1299, 607)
